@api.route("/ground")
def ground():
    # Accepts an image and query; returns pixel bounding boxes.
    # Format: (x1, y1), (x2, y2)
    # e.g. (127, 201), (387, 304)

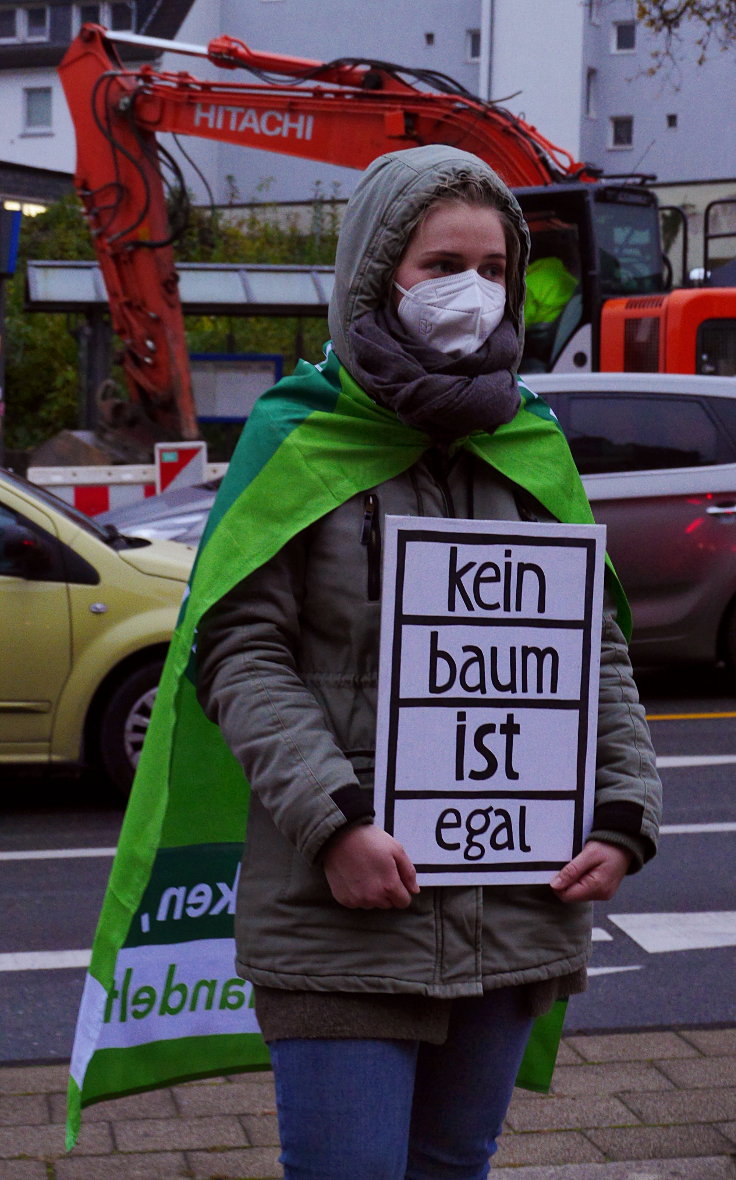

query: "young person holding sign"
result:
(196, 145), (661, 1179)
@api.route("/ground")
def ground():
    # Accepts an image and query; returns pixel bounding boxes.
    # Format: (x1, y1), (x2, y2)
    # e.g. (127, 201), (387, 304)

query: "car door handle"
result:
(706, 503), (736, 515)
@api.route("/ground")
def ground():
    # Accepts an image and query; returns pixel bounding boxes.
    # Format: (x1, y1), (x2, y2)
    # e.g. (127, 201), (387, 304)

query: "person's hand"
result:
(323, 825), (420, 910)
(550, 840), (632, 903)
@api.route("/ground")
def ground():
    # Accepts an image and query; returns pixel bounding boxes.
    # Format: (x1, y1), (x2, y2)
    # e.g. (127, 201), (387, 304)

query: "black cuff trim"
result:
(331, 784), (375, 824)
(592, 800), (644, 836)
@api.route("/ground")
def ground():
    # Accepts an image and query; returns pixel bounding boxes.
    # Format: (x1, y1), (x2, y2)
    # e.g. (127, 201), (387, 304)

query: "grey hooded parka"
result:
(196, 146), (662, 1014)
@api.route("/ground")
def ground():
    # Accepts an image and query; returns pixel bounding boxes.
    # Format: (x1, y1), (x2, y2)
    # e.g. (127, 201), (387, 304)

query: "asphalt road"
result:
(1, 663), (734, 1062)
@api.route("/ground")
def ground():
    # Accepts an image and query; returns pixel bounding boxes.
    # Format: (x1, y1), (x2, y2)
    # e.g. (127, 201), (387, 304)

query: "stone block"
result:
(0, 1065), (68, 1095)
(680, 1029), (736, 1057)
(0, 1094), (49, 1126)
(587, 1122), (735, 1160)
(505, 1094), (638, 1132)
(658, 1058), (736, 1089)
(186, 1145), (283, 1178)
(50, 1087), (178, 1123)
(494, 1130), (606, 1167)
(54, 1149), (190, 1179)
(0, 1119), (112, 1158)
(112, 1113), (246, 1153)
(493, 1158), (736, 1177)
(565, 1031), (698, 1062)
(173, 1079), (277, 1118)
(622, 1086), (736, 1125)
(242, 1112), (281, 1146)
(550, 1062), (674, 1096)
(0, 1161), (51, 1180)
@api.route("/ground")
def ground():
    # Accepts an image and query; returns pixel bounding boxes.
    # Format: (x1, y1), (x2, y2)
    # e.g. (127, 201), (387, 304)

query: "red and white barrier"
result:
(28, 459), (228, 516)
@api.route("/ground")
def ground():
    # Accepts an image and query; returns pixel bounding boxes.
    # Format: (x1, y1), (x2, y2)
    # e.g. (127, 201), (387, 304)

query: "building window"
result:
(0, 6), (49, 41)
(667, 113), (678, 128)
(77, 3), (101, 23)
(110, 1), (134, 29)
(26, 6), (49, 39)
(610, 115), (633, 148)
(0, 8), (17, 39)
(24, 86), (52, 132)
(74, 2), (135, 32)
(425, 32), (434, 46)
(585, 68), (597, 118)
(613, 21), (636, 51)
(466, 28), (481, 61)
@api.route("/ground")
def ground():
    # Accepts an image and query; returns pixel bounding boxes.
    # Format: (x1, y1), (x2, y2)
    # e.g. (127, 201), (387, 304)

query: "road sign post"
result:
(154, 441), (208, 494)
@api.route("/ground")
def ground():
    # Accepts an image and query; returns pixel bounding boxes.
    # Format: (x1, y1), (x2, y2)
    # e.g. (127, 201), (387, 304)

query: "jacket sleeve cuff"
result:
(313, 785), (375, 863)
(589, 799), (657, 872)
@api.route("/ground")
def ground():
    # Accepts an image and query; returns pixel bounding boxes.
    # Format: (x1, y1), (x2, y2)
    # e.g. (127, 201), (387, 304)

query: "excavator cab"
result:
(518, 184), (666, 374)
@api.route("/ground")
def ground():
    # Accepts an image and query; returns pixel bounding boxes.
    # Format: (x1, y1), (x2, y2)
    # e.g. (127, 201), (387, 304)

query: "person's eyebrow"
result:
(420, 248), (506, 259)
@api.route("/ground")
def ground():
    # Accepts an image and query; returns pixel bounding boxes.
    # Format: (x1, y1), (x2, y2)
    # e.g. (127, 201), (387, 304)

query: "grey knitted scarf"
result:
(347, 305), (521, 442)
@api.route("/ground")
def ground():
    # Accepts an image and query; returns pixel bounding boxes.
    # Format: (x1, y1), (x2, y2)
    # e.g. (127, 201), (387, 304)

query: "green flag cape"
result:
(66, 350), (628, 1149)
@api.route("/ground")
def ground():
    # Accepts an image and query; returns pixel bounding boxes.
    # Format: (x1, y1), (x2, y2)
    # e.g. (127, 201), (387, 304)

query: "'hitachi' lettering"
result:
(194, 104), (314, 140)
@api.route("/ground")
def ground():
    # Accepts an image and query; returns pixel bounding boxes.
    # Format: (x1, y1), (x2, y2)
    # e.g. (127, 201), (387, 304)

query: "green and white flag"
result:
(67, 349), (628, 1148)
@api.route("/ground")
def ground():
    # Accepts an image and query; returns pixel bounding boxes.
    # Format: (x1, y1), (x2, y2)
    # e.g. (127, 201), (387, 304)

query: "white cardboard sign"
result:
(374, 516), (606, 886)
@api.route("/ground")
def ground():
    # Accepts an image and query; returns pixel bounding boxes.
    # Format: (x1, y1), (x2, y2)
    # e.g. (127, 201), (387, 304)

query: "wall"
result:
(0, 67), (75, 176)
(582, 0), (736, 186)
(490, 0), (585, 164)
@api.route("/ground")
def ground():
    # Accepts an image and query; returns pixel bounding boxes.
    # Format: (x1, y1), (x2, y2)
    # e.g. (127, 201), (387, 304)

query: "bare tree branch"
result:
(636, 1), (736, 67)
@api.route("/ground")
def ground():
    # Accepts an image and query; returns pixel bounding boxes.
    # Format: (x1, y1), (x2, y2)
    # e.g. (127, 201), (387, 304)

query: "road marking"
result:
(588, 965), (642, 976)
(2, 915), (732, 971)
(1, 821), (733, 867)
(661, 822), (736, 834)
(648, 711), (736, 721)
(0, 848), (116, 861)
(0, 950), (91, 972)
(656, 754), (736, 768)
(610, 911), (736, 953)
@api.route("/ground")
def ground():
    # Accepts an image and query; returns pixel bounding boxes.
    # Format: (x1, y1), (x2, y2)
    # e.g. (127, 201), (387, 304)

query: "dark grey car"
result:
(101, 372), (736, 669)
(528, 372), (736, 669)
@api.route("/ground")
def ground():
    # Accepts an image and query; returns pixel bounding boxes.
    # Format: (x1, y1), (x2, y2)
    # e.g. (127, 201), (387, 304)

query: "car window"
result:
(564, 395), (726, 475)
(0, 503), (67, 581)
(707, 395), (736, 445)
(0, 505), (20, 575)
(0, 468), (111, 540)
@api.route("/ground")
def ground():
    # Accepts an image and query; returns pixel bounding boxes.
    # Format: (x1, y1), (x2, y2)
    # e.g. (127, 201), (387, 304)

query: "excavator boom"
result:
(58, 23), (597, 446)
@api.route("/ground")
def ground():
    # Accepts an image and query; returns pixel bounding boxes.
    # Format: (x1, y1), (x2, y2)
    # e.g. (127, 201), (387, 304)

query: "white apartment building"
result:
(0, 0), (732, 243)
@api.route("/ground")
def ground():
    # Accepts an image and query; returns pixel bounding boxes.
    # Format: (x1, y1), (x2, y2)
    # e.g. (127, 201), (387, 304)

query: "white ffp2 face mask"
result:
(394, 269), (506, 356)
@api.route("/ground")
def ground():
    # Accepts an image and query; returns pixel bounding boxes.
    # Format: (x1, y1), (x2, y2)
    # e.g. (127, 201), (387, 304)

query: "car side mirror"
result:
(3, 524), (54, 578)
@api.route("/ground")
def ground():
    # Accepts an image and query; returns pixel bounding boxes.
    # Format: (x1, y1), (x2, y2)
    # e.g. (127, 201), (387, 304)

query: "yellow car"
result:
(0, 467), (195, 794)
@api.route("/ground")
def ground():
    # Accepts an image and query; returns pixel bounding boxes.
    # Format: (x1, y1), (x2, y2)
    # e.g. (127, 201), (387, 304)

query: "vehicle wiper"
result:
(101, 522), (149, 550)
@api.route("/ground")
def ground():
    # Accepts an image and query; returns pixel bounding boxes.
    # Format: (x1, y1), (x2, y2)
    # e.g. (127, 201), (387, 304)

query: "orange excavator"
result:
(58, 23), (736, 450)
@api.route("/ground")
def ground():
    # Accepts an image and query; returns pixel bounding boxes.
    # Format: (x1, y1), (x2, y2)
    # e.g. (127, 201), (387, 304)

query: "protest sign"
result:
(374, 516), (606, 886)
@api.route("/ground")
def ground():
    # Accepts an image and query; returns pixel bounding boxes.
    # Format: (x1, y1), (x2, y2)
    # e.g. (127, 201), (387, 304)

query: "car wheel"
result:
(98, 660), (164, 796)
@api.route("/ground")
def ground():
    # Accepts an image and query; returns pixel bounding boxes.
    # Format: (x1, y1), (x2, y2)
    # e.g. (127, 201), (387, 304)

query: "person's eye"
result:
(481, 263), (506, 282)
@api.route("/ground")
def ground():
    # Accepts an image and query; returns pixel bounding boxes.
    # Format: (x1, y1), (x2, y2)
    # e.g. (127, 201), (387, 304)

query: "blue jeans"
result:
(268, 987), (534, 1180)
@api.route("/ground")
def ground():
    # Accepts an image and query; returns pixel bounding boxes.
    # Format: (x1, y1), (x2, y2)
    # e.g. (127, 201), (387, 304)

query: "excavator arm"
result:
(58, 24), (596, 445)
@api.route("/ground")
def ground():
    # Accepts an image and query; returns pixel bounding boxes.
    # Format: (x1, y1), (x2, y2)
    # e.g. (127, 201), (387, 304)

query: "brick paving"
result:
(1, 1028), (735, 1178)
